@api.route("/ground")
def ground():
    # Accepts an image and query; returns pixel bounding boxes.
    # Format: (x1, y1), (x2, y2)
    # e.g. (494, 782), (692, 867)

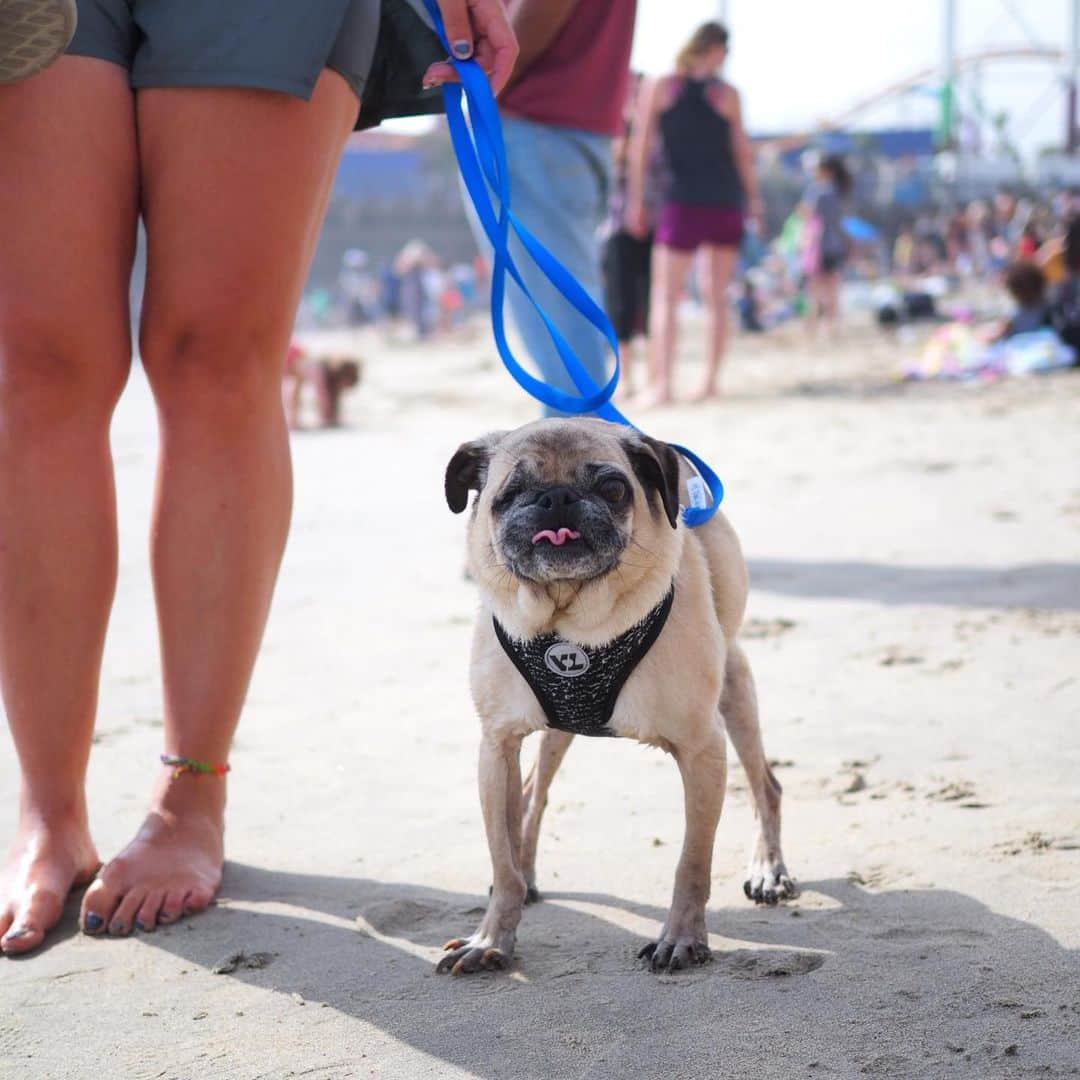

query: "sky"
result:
(631, 0), (1073, 155)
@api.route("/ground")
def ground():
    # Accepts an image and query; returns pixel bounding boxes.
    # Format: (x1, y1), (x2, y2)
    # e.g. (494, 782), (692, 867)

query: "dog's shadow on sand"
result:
(113, 862), (1078, 1077)
(749, 558), (1080, 611)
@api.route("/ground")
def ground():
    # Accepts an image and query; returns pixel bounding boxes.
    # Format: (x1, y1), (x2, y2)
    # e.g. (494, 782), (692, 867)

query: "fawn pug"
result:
(440, 418), (796, 975)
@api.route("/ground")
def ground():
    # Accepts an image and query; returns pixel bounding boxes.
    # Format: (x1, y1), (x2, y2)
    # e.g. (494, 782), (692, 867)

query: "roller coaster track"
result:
(831, 45), (1063, 126)
(756, 45), (1064, 153)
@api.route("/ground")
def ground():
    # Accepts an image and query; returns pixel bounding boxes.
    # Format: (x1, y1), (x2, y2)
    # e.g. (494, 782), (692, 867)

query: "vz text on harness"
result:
(493, 586), (675, 737)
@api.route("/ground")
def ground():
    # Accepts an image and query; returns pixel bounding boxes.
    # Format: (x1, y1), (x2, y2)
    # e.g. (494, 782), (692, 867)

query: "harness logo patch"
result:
(544, 641), (591, 678)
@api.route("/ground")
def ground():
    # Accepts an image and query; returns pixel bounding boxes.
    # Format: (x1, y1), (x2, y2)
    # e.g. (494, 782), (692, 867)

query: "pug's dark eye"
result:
(598, 478), (629, 504)
(492, 486), (522, 513)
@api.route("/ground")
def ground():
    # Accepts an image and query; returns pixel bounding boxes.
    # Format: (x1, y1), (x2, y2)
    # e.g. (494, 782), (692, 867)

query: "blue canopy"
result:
(842, 216), (880, 242)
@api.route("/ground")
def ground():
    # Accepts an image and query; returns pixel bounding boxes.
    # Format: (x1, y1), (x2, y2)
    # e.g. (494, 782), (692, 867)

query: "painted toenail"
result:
(109, 921), (126, 934)
(83, 913), (104, 932)
(134, 919), (152, 933)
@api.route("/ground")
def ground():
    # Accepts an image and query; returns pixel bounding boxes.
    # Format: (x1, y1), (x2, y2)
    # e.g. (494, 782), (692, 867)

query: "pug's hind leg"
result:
(521, 730), (574, 902)
(437, 734), (528, 975)
(639, 724), (726, 974)
(722, 642), (797, 905)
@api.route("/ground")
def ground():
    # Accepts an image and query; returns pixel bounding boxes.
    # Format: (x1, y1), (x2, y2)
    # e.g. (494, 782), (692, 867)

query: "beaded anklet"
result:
(160, 754), (231, 778)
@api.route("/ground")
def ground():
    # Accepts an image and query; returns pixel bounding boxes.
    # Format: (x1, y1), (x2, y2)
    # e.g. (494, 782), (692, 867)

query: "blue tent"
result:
(842, 216), (880, 242)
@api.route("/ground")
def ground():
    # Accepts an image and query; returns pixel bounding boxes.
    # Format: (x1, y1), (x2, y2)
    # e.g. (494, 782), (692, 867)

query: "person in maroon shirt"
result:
(470, 0), (638, 412)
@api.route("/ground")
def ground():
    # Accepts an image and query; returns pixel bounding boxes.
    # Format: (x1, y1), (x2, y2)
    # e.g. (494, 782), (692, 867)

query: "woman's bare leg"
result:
(643, 245), (693, 406)
(80, 71), (358, 935)
(615, 338), (636, 400)
(806, 271), (841, 339)
(805, 273), (821, 337)
(821, 270), (841, 338)
(691, 244), (738, 401)
(0, 58), (138, 954)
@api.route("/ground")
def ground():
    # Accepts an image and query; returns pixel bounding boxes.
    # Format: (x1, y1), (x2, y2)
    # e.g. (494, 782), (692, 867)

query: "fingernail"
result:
(452, 40), (473, 58)
(83, 913), (104, 932)
(4, 928), (31, 940)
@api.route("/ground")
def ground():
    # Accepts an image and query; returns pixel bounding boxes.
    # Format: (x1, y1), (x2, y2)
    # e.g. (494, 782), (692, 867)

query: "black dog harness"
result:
(492, 586), (675, 737)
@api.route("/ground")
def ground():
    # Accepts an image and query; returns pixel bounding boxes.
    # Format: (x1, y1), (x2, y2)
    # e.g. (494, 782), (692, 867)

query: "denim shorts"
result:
(66, 0), (379, 104)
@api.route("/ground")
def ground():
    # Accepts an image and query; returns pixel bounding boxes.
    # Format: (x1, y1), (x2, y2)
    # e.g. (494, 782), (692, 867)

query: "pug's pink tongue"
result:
(532, 527), (581, 546)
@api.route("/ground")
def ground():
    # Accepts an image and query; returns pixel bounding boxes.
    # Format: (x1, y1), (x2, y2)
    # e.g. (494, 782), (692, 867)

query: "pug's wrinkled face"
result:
(445, 420), (683, 586)
(488, 458), (635, 583)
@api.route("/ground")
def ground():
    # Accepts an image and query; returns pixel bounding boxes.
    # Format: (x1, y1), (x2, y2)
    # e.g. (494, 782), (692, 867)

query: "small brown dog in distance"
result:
(284, 347), (362, 430)
(440, 418), (796, 976)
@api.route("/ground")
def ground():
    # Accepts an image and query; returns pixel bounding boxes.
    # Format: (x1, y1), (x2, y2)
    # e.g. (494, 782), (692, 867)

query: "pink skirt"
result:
(655, 202), (745, 252)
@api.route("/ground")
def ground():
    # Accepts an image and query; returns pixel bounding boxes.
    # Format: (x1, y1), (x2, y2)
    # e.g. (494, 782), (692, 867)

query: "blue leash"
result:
(420, 1), (723, 525)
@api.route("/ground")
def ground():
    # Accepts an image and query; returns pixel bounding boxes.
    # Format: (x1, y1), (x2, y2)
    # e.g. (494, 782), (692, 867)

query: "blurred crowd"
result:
(889, 189), (1079, 283)
(301, 241), (489, 342)
(291, 9), (1080, 423)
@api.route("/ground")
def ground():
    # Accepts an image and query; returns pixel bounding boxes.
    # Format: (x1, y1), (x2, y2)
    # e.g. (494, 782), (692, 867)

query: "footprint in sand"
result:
(741, 617), (797, 640)
(878, 646), (924, 667)
(211, 951), (276, 975)
(871, 925), (988, 943)
(993, 831), (1080, 856)
(926, 780), (989, 808)
(356, 898), (447, 936)
(720, 949), (826, 979)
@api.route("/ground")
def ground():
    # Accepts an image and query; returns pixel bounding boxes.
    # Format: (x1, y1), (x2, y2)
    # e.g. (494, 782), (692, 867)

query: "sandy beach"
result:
(2, 318), (1078, 1079)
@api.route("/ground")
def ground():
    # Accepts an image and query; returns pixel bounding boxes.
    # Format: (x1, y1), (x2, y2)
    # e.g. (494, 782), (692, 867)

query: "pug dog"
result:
(439, 418), (796, 976)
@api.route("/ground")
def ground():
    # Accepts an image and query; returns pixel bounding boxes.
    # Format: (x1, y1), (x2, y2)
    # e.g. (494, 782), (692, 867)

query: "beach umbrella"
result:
(843, 216), (879, 242)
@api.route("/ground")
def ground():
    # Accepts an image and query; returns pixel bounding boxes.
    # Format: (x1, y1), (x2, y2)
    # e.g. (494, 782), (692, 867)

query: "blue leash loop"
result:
(420, 1), (723, 525)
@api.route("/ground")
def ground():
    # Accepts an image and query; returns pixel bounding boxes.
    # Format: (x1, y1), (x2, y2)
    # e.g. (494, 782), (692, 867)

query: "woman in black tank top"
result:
(626, 21), (761, 404)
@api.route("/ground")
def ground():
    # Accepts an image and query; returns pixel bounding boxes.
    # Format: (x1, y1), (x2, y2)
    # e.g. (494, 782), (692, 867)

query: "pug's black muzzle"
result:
(530, 486), (585, 536)
(496, 482), (629, 583)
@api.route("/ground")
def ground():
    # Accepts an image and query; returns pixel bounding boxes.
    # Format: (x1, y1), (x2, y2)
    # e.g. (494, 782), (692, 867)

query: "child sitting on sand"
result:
(284, 343), (363, 430)
(995, 260), (1051, 341)
(906, 258), (1076, 380)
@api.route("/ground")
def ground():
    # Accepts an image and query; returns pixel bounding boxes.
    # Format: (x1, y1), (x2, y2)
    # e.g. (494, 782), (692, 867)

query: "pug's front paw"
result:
(638, 936), (711, 974)
(744, 858), (798, 905)
(436, 933), (514, 975)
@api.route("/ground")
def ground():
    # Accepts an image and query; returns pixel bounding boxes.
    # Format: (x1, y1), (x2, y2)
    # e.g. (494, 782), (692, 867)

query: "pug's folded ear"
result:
(444, 432), (507, 513)
(626, 434), (683, 529)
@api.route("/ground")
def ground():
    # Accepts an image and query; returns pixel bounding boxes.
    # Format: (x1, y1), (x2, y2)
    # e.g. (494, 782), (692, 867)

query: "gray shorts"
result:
(67, 0), (379, 107)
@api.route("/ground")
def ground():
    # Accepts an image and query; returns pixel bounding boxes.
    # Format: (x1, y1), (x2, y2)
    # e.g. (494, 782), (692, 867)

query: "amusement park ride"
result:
(718, 0), (1080, 166)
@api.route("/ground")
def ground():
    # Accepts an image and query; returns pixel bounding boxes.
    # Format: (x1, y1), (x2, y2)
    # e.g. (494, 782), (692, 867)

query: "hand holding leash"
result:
(422, 0), (519, 93)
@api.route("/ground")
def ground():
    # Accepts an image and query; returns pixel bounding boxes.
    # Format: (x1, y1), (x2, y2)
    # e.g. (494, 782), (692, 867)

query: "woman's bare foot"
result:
(1, 810), (100, 955)
(637, 385), (674, 409)
(688, 383), (721, 404)
(80, 774), (225, 936)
